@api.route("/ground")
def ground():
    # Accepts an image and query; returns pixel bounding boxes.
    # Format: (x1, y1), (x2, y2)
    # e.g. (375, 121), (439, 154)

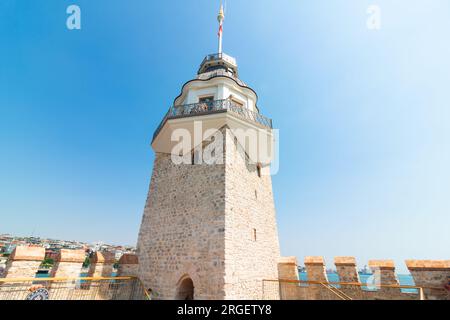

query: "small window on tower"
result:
(256, 164), (262, 178)
(231, 99), (244, 108)
(199, 96), (214, 103)
(253, 229), (257, 242)
(198, 96), (215, 112)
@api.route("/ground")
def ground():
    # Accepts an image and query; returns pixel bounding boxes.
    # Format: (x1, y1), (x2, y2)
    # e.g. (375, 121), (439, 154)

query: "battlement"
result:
(0, 246), (138, 280)
(1, 246), (449, 300)
(276, 256), (450, 300)
(0, 246), (144, 300)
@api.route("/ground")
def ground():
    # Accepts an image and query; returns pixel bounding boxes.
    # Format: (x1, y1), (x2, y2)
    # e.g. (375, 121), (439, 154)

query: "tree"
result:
(82, 256), (90, 268)
(40, 258), (54, 268)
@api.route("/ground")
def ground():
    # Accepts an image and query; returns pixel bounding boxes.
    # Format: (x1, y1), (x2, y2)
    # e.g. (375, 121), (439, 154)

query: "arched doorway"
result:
(176, 277), (194, 300)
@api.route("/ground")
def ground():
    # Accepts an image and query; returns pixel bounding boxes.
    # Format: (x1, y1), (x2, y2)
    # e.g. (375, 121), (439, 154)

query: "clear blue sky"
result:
(1, 1), (449, 272)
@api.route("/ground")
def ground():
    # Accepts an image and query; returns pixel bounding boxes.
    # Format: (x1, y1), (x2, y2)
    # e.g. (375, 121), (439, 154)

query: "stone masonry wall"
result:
(223, 129), (280, 299)
(117, 254), (139, 277)
(0, 245), (448, 300)
(49, 249), (85, 300)
(50, 249), (85, 278)
(88, 251), (115, 278)
(136, 126), (281, 300)
(275, 256), (449, 300)
(276, 257), (301, 300)
(406, 260), (450, 300)
(136, 128), (227, 300)
(2, 246), (45, 279)
(0, 248), (142, 301)
(0, 246), (45, 300)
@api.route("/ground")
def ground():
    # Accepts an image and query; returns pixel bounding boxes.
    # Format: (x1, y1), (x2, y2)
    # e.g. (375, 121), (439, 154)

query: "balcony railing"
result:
(153, 99), (273, 141)
(0, 276), (150, 300)
(201, 53), (237, 67)
(262, 279), (430, 300)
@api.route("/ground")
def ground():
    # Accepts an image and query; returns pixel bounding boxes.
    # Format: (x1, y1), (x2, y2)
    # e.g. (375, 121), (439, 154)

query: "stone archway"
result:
(175, 276), (194, 300)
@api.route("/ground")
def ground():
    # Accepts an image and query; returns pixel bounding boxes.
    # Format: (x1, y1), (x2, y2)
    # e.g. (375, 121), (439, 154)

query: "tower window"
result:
(199, 96), (214, 103)
(256, 164), (262, 178)
(198, 96), (215, 112)
(253, 229), (257, 242)
(231, 99), (244, 108)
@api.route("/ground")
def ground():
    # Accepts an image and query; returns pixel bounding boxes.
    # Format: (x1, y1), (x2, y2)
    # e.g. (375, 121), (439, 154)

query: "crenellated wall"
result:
(0, 246), (139, 281)
(88, 251), (115, 278)
(277, 256), (450, 300)
(48, 249), (86, 300)
(50, 249), (85, 278)
(84, 251), (116, 300)
(277, 256), (299, 281)
(2, 246), (45, 279)
(275, 257), (300, 300)
(304, 256), (328, 282)
(334, 257), (360, 284)
(0, 246), (47, 300)
(0, 246), (140, 300)
(116, 254), (141, 300)
(117, 254), (139, 277)
(406, 260), (450, 300)
(368, 260), (401, 296)
(0, 246), (448, 300)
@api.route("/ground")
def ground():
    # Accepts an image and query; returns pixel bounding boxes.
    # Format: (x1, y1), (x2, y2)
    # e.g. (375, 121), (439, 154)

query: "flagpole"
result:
(217, 4), (224, 54)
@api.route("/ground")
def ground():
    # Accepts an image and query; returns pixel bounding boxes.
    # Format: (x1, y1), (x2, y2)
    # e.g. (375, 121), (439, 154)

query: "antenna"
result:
(217, 2), (225, 54)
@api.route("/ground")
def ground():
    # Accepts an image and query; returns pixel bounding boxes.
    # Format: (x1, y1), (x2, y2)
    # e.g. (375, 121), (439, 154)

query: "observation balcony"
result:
(198, 53), (239, 76)
(153, 99), (272, 142)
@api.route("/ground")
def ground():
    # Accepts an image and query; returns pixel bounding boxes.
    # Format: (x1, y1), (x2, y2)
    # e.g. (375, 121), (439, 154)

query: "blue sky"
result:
(1, 1), (449, 272)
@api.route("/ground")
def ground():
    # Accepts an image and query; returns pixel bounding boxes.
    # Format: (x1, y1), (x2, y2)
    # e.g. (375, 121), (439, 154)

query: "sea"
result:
(35, 271), (116, 279)
(299, 272), (417, 293)
(35, 270), (417, 294)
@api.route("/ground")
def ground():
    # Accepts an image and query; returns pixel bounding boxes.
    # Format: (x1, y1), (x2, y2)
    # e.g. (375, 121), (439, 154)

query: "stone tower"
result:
(136, 7), (280, 300)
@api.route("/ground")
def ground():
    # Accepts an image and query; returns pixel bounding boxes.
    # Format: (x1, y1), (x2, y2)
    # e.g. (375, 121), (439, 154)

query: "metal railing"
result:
(0, 276), (150, 300)
(262, 279), (434, 300)
(153, 99), (273, 141)
(201, 53), (237, 66)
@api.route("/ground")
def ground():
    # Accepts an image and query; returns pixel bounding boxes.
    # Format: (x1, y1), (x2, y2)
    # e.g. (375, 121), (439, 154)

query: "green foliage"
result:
(82, 256), (91, 268)
(40, 258), (54, 268)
